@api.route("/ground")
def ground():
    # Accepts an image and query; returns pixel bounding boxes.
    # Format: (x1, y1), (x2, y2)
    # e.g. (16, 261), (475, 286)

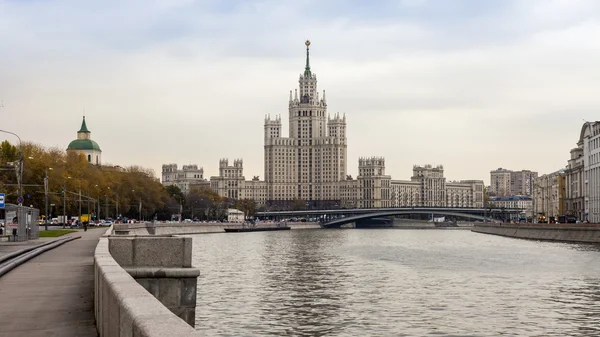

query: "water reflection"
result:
(259, 231), (350, 336)
(191, 229), (600, 336)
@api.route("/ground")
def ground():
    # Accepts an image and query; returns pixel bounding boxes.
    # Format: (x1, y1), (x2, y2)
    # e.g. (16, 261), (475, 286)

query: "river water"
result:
(191, 229), (600, 336)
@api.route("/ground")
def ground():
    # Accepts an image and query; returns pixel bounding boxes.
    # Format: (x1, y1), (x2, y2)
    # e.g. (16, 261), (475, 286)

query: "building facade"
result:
(67, 116), (102, 165)
(569, 121), (600, 222)
(161, 164), (210, 194)
(209, 159), (268, 207)
(565, 145), (585, 221)
(263, 40), (348, 208)
(489, 168), (511, 196)
(389, 165), (484, 208)
(490, 168), (537, 197)
(489, 196), (533, 219)
(533, 170), (566, 221)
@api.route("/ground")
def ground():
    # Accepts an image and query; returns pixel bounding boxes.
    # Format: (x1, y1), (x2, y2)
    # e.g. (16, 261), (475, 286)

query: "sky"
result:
(1, 0), (600, 185)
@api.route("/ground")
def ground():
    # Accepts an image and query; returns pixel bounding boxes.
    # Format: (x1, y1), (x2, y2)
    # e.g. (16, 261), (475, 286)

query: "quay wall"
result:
(124, 221), (321, 236)
(94, 227), (202, 337)
(472, 223), (600, 243)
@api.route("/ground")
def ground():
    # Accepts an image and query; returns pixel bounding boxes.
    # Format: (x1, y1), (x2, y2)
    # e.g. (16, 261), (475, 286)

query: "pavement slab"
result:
(0, 229), (105, 337)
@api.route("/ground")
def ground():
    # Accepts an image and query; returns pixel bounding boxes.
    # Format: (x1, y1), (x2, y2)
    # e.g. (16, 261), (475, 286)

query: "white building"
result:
(390, 165), (484, 208)
(565, 138), (585, 220)
(209, 159), (268, 207)
(573, 121), (600, 222)
(263, 40), (348, 209)
(489, 196), (532, 219)
(227, 209), (245, 223)
(67, 116), (102, 165)
(162, 164), (210, 194)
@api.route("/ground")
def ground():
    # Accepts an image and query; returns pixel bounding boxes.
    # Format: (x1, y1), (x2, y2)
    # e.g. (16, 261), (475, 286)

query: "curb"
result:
(0, 236), (70, 265)
(0, 235), (81, 277)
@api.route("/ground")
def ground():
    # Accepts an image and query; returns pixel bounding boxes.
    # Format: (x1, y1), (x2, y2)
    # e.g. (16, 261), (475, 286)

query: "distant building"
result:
(489, 168), (511, 196)
(263, 40), (348, 209)
(161, 164), (209, 194)
(389, 164), (484, 208)
(196, 41), (485, 210)
(227, 209), (245, 223)
(533, 170), (566, 221)
(209, 159), (268, 207)
(489, 196), (533, 220)
(490, 168), (537, 196)
(67, 116), (102, 165)
(510, 170), (538, 196)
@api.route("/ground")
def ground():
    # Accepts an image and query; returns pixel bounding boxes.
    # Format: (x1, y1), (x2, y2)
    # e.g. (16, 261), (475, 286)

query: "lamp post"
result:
(95, 184), (100, 220)
(44, 167), (53, 230)
(0, 129), (23, 203)
(105, 186), (110, 221)
(63, 178), (69, 228)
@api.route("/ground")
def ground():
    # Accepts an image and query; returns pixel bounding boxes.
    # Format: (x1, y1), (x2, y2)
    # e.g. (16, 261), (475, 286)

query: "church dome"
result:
(67, 139), (102, 151)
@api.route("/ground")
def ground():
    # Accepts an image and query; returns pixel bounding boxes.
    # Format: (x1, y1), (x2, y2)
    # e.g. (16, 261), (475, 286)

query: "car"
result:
(103, 221), (113, 226)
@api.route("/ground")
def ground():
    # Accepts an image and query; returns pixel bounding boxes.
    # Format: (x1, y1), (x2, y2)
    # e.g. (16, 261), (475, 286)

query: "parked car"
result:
(103, 221), (113, 226)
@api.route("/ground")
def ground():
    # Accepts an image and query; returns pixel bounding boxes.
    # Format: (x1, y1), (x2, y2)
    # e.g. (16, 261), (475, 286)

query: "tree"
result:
(0, 141), (171, 220)
(236, 199), (256, 218)
(291, 198), (307, 211)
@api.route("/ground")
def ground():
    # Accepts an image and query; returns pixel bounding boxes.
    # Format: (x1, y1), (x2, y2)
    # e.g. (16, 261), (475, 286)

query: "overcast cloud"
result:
(1, 0), (600, 184)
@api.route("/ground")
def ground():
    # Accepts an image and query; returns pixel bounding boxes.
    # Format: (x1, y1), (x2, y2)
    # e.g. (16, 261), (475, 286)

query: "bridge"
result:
(255, 207), (523, 228)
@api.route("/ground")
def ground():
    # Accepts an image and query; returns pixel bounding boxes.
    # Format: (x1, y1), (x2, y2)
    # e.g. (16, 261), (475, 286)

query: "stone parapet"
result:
(123, 221), (321, 235)
(472, 223), (600, 243)
(94, 226), (201, 336)
(109, 236), (193, 268)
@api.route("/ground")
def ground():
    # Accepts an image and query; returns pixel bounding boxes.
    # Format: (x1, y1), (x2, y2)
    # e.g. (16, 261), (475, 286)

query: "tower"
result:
(264, 40), (348, 208)
(67, 116), (102, 165)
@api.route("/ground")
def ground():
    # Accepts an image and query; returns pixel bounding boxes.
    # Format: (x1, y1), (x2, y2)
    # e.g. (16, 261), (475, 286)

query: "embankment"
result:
(124, 221), (321, 235)
(94, 226), (202, 337)
(472, 223), (600, 243)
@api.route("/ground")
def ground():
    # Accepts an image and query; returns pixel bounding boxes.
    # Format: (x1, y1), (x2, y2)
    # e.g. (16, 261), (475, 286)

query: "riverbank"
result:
(472, 223), (600, 243)
(124, 221), (321, 235)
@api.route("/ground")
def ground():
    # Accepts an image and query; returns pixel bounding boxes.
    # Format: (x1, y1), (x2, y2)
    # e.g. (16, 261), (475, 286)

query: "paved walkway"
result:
(0, 229), (105, 337)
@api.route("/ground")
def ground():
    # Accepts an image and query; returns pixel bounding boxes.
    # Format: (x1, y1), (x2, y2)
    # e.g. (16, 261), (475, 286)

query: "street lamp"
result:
(63, 176), (70, 228)
(44, 167), (53, 230)
(95, 184), (100, 221)
(132, 189), (142, 222)
(0, 129), (23, 203)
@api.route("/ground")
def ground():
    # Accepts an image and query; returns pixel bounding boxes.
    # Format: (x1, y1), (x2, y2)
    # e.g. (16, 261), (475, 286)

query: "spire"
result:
(304, 40), (311, 77)
(78, 116), (90, 133)
(322, 90), (326, 104)
(289, 90), (293, 103)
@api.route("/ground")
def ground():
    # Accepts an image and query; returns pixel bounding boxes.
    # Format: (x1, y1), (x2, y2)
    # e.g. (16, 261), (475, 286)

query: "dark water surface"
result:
(191, 229), (600, 336)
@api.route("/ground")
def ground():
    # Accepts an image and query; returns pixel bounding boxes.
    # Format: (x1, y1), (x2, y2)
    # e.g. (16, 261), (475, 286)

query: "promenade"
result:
(0, 229), (104, 337)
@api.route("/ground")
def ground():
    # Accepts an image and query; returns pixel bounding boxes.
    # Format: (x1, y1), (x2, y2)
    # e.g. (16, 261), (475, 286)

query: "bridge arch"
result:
(323, 210), (495, 228)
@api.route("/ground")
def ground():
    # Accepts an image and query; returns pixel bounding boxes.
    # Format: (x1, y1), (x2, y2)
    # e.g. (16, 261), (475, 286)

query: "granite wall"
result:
(94, 227), (202, 337)
(472, 223), (600, 243)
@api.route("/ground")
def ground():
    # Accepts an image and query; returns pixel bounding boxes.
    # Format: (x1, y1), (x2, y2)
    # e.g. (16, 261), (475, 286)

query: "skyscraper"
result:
(264, 40), (347, 208)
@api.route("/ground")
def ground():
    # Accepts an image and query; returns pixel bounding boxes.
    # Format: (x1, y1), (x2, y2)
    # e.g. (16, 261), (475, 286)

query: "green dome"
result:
(67, 139), (102, 152)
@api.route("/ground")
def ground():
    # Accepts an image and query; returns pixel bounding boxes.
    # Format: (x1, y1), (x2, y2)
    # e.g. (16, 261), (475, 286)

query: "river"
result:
(191, 228), (600, 336)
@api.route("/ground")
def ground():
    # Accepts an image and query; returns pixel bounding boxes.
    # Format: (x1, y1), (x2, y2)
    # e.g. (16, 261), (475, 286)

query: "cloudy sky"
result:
(1, 0), (599, 184)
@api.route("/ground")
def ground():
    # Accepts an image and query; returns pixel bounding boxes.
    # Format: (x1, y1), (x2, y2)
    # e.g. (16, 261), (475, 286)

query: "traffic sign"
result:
(17, 195), (24, 204)
(0, 193), (5, 209)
